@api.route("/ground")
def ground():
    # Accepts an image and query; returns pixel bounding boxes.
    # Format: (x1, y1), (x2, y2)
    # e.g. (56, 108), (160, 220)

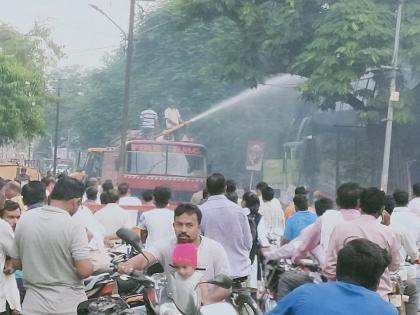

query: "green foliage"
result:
(70, 5), (244, 148)
(73, 58), (125, 148)
(292, 0), (394, 110)
(176, 0), (420, 121)
(0, 24), (52, 143)
(54, 5), (296, 181)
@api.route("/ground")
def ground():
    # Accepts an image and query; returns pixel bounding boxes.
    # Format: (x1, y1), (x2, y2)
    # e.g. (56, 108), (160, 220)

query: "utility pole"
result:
(53, 80), (61, 176)
(88, 4), (128, 42)
(118, 0), (136, 180)
(380, 0), (404, 193)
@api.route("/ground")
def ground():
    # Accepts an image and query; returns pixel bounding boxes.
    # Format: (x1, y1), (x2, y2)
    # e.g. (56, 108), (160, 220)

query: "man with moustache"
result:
(118, 203), (231, 305)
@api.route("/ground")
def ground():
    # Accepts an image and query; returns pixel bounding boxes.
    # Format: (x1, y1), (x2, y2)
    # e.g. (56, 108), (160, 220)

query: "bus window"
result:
(127, 150), (167, 175)
(84, 152), (103, 178)
(167, 153), (206, 177)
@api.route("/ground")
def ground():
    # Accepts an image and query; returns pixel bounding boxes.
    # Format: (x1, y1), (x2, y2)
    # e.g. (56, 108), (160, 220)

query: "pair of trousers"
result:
(404, 278), (418, 315)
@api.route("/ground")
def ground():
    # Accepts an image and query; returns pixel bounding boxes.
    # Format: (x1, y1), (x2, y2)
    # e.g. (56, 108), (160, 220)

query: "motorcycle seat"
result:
(84, 273), (112, 291)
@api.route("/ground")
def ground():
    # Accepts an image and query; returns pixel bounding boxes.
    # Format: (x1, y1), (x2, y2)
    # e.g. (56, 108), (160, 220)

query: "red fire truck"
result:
(83, 138), (207, 202)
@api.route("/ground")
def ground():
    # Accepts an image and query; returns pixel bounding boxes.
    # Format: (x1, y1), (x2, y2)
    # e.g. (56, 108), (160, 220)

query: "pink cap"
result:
(172, 243), (198, 269)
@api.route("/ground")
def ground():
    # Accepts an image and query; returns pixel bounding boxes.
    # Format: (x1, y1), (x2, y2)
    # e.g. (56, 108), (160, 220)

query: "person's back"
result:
(268, 281), (396, 315)
(283, 195), (316, 242)
(408, 182), (420, 216)
(22, 180), (46, 210)
(199, 173), (252, 279)
(392, 210), (420, 243)
(11, 176), (92, 315)
(325, 216), (400, 297)
(119, 195), (141, 206)
(74, 206), (105, 248)
(138, 187), (174, 249)
(283, 187), (316, 219)
(117, 182), (142, 226)
(139, 208), (174, 249)
(95, 190), (131, 236)
(268, 239), (397, 315)
(324, 188), (401, 298)
(391, 189), (420, 243)
(259, 186), (285, 238)
(164, 106), (181, 129)
(293, 183), (362, 263)
(139, 109), (158, 129)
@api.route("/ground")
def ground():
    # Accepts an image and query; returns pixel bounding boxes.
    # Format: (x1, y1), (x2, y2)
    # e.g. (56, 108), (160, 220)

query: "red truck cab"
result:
(84, 139), (207, 203)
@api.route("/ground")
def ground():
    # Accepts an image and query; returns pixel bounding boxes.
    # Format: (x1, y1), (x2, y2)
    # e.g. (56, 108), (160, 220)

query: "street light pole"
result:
(118, 0), (136, 181)
(53, 80), (61, 175)
(380, 0), (404, 193)
(88, 4), (128, 42)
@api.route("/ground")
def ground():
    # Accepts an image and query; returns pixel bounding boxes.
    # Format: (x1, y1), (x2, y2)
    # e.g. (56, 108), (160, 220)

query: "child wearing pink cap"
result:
(171, 243), (199, 278)
(160, 243), (208, 314)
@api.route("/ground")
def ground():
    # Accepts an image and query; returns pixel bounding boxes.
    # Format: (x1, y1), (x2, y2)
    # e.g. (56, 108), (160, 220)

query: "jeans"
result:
(404, 278), (419, 315)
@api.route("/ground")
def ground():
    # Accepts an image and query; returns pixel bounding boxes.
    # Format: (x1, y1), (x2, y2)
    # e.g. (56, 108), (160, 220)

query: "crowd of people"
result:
(1, 171), (420, 315)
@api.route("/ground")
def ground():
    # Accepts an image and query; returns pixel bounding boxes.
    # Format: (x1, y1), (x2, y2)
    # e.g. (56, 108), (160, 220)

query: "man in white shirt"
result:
(73, 205), (110, 272)
(164, 105), (182, 129)
(408, 182), (420, 217)
(256, 181), (268, 204)
(0, 218), (14, 314)
(0, 201), (21, 313)
(389, 189), (420, 315)
(118, 182), (142, 227)
(10, 176), (92, 315)
(82, 177), (101, 204)
(259, 186), (285, 242)
(95, 189), (132, 246)
(392, 189), (420, 243)
(119, 204), (231, 305)
(138, 187), (174, 249)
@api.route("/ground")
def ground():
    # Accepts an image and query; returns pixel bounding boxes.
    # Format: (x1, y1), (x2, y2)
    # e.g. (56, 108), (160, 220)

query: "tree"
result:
(0, 24), (52, 143)
(175, 0), (420, 120)
(61, 5), (297, 183)
(72, 6), (244, 148)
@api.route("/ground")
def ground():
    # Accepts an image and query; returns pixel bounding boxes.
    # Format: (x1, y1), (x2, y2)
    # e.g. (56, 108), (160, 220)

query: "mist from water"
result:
(189, 75), (302, 123)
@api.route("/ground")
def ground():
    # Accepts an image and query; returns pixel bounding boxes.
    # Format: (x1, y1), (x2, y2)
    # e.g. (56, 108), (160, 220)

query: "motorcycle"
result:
(81, 228), (260, 315)
(389, 272), (410, 315)
(78, 296), (133, 315)
(157, 273), (239, 315)
(79, 274), (237, 315)
(229, 276), (263, 315)
(259, 259), (320, 313)
(84, 228), (154, 303)
(84, 272), (115, 299)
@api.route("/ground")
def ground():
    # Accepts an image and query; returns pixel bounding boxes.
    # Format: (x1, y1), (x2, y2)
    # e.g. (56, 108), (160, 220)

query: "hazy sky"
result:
(0, 0), (158, 69)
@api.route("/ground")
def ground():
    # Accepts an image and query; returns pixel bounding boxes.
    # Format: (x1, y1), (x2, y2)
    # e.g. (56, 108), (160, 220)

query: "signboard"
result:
(128, 143), (204, 156)
(168, 145), (203, 155)
(263, 159), (283, 185)
(245, 141), (265, 171)
(390, 91), (400, 102)
(129, 143), (164, 152)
